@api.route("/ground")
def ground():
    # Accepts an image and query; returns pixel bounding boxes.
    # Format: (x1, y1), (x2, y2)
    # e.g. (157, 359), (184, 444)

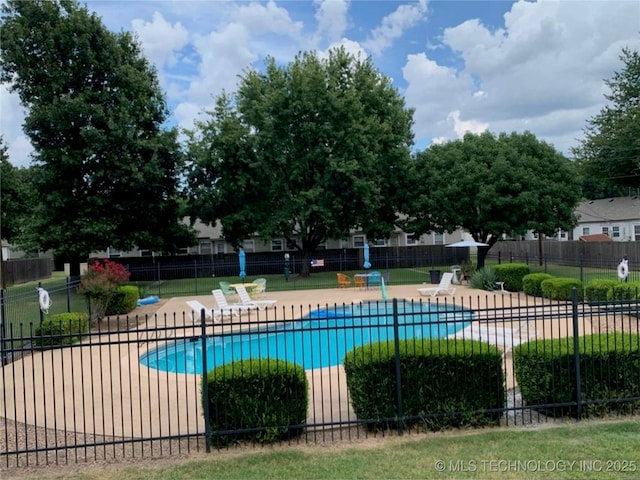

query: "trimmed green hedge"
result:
(203, 358), (308, 445)
(343, 338), (504, 431)
(34, 312), (89, 346)
(106, 285), (139, 315)
(522, 273), (554, 297)
(493, 263), (530, 292)
(541, 277), (583, 301)
(513, 333), (640, 417)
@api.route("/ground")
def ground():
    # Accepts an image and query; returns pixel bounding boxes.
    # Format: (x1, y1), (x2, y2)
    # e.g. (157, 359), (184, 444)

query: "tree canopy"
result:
(186, 48), (414, 274)
(402, 131), (582, 268)
(0, 0), (194, 272)
(572, 47), (640, 190)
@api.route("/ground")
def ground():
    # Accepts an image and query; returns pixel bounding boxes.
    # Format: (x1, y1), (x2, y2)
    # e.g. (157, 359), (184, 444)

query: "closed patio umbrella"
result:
(363, 243), (371, 269)
(238, 249), (246, 278)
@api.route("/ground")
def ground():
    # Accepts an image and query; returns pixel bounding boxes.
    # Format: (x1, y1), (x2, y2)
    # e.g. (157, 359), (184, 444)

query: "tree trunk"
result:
(476, 246), (490, 270)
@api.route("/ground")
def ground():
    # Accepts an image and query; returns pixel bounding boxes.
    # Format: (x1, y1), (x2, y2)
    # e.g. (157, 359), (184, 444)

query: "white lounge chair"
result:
(211, 289), (256, 318)
(447, 321), (537, 354)
(235, 285), (277, 310)
(417, 272), (456, 297)
(186, 300), (219, 323)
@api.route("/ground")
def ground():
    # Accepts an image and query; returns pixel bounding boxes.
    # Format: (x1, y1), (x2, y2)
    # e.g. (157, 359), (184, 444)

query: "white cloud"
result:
(0, 84), (33, 167)
(313, 0), (350, 45)
(363, 0), (428, 55)
(447, 110), (488, 137)
(230, 0), (304, 38)
(405, 0), (640, 154)
(131, 11), (189, 68)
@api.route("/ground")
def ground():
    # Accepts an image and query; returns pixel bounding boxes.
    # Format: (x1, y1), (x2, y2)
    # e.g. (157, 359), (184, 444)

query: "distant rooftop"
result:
(575, 196), (640, 223)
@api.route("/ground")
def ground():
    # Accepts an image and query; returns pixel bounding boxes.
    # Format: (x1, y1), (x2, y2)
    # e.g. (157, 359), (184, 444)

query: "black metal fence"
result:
(1, 292), (638, 468)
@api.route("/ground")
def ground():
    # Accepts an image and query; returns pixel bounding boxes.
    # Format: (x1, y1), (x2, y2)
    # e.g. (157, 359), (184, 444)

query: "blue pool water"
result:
(139, 300), (473, 374)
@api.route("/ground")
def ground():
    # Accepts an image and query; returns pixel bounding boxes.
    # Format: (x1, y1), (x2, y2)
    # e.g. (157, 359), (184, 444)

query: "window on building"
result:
(602, 227), (609, 237)
(582, 227), (590, 235)
(635, 225), (640, 241)
(271, 239), (283, 251)
(372, 238), (387, 247)
(198, 239), (213, 255)
(433, 233), (444, 245)
(389, 235), (399, 247)
(612, 226), (620, 238)
(242, 239), (255, 252)
(353, 235), (365, 248)
(405, 234), (418, 246)
(215, 242), (226, 254)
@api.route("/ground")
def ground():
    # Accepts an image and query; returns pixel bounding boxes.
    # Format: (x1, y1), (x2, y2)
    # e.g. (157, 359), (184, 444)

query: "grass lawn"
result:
(23, 419), (640, 479)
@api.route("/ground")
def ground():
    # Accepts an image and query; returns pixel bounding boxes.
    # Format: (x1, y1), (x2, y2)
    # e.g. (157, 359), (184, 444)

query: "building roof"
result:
(574, 196), (640, 223)
(578, 233), (612, 242)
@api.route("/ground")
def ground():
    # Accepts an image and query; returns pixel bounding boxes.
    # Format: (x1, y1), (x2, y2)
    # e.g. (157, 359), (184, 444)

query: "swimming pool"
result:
(139, 300), (473, 374)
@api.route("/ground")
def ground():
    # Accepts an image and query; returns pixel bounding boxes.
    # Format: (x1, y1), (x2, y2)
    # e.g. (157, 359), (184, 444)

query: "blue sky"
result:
(2, 0), (639, 166)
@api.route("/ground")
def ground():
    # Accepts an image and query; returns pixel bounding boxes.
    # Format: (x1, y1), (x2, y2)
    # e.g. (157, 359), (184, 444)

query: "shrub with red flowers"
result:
(79, 259), (130, 321)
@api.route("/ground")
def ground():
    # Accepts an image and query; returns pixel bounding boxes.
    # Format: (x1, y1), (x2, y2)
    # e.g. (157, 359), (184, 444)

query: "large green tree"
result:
(402, 131), (582, 268)
(187, 48), (414, 275)
(0, 0), (194, 275)
(572, 47), (640, 190)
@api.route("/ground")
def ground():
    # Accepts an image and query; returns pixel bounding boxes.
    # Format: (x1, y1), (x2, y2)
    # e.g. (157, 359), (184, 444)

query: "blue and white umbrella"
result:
(363, 243), (371, 269)
(238, 248), (246, 278)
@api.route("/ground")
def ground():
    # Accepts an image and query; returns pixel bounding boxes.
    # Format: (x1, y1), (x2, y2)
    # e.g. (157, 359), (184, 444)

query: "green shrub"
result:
(106, 285), (139, 315)
(469, 266), (498, 291)
(585, 279), (619, 302)
(343, 338), (504, 431)
(204, 358), (308, 446)
(523, 273), (554, 297)
(34, 312), (89, 346)
(611, 282), (640, 301)
(540, 277), (583, 301)
(493, 263), (530, 292)
(514, 333), (640, 418)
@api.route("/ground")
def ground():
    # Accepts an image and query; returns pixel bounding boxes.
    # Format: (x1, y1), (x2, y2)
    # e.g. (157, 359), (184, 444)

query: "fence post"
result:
(392, 298), (404, 435)
(498, 252), (501, 264)
(66, 276), (71, 312)
(156, 262), (161, 296)
(571, 287), (582, 420)
(194, 259), (199, 296)
(38, 281), (44, 325)
(579, 255), (584, 283)
(200, 308), (211, 452)
(0, 288), (7, 365)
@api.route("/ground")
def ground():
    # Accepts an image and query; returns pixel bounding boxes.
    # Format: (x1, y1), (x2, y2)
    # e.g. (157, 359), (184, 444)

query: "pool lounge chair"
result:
(417, 272), (456, 297)
(211, 289), (257, 317)
(447, 321), (537, 354)
(235, 285), (277, 310)
(186, 300), (220, 323)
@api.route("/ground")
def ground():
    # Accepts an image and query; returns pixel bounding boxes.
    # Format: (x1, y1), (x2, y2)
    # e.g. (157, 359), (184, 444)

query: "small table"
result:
(451, 268), (461, 284)
(230, 282), (258, 295)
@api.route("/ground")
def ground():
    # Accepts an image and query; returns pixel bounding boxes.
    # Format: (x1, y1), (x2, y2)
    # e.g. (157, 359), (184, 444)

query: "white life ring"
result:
(617, 260), (629, 280)
(38, 287), (52, 313)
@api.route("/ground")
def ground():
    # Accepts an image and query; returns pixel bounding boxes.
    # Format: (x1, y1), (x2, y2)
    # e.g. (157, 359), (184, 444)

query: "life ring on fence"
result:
(617, 260), (629, 280)
(38, 287), (52, 313)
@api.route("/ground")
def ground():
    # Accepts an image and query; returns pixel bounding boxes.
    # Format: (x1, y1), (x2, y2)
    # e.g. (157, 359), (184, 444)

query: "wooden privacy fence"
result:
(1, 258), (53, 286)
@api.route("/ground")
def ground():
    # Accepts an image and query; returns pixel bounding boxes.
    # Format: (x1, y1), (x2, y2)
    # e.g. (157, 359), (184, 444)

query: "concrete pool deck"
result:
(1, 283), (593, 439)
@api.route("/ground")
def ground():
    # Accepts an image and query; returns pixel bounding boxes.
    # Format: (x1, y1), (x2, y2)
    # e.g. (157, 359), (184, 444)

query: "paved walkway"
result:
(1, 283), (592, 438)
